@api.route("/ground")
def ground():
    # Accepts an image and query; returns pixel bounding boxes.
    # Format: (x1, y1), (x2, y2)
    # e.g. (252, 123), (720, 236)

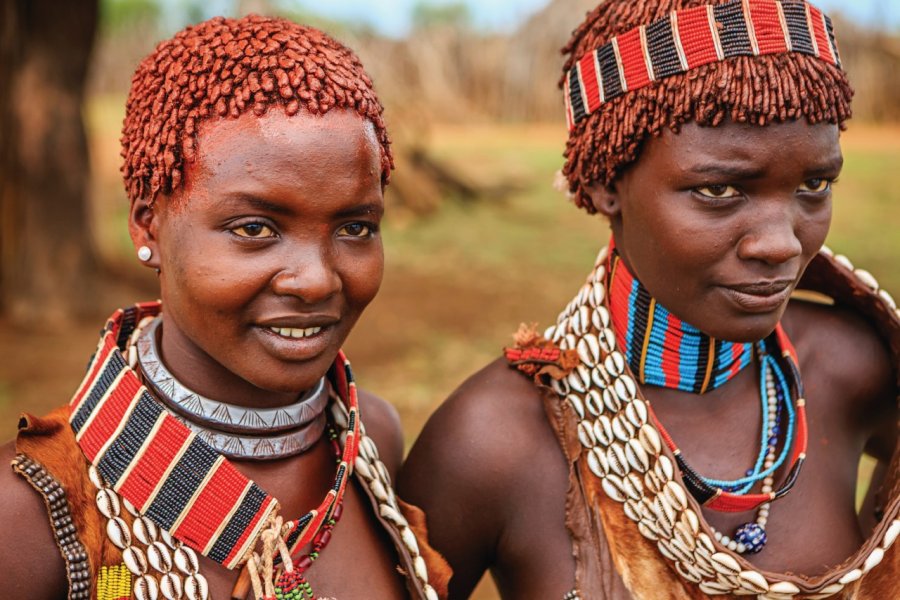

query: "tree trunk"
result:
(0, 0), (99, 325)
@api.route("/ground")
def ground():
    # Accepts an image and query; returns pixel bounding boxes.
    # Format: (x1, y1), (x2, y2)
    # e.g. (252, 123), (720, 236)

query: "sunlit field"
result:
(1, 101), (898, 599)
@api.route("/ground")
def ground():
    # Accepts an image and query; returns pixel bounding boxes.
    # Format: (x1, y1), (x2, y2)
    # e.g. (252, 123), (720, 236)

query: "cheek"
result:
(343, 247), (383, 309)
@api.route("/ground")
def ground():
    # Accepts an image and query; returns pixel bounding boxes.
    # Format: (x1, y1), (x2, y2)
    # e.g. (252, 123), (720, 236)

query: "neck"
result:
(607, 249), (754, 394)
(158, 317), (304, 409)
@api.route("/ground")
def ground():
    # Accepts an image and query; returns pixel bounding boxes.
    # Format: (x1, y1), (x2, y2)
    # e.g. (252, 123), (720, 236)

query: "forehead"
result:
(188, 108), (382, 196)
(644, 119), (842, 171)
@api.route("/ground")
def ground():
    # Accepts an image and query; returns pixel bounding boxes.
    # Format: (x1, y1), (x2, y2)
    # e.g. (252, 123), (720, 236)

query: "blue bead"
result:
(734, 523), (767, 554)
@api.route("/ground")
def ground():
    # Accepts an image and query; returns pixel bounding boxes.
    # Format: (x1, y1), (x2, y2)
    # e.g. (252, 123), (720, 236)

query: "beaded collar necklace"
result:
(608, 251), (754, 394)
(69, 303), (358, 585)
(136, 316), (330, 461)
(606, 249), (808, 554)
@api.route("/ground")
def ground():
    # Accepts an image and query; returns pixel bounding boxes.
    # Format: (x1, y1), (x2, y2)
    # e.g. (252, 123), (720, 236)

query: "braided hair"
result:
(560, 0), (853, 212)
(121, 15), (392, 205)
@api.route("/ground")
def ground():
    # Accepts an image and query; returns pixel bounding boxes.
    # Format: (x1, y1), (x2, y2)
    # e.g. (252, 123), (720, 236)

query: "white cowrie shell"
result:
(672, 520), (696, 551)
(568, 309), (581, 335)
(638, 520), (661, 541)
(184, 573), (209, 600)
(361, 436), (380, 460)
(839, 568), (862, 584)
(599, 327), (617, 353)
(863, 547), (885, 573)
(854, 268), (879, 291)
(596, 246), (610, 267)
(584, 390), (603, 417)
(612, 415), (634, 443)
(370, 478), (390, 502)
(623, 499), (643, 522)
(592, 365), (611, 388)
(594, 416), (614, 446)
(698, 581), (731, 595)
(625, 439), (650, 473)
(644, 470), (665, 495)
(123, 545), (149, 575)
(567, 370), (586, 393)
(88, 466), (104, 489)
(638, 424), (662, 455)
(605, 351), (625, 376)
(133, 516), (159, 545)
(680, 509), (700, 536)
(878, 289), (897, 311)
(160, 528), (178, 550)
(710, 552), (741, 577)
(675, 560), (702, 583)
(562, 333), (577, 352)
(587, 447), (609, 478)
(147, 541), (173, 573)
(656, 539), (678, 562)
(134, 574), (160, 600)
(577, 283), (591, 307)
(819, 244), (834, 257)
(601, 475), (627, 503)
(655, 454), (675, 481)
(354, 456), (374, 480)
(625, 399), (648, 428)
(577, 334), (601, 366)
(834, 254), (854, 271)
(737, 570), (769, 593)
(613, 378), (632, 403)
(666, 537), (694, 563)
(606, 443), (629, 477)
(543, 325), (557, 340)
(697, 532), (716, 555)
(768, 581), (800, 594)
(414, 555), (429, 582)
(882, 519), (900, 548)
(663, 481), (689, 511)
(623, 473), (644, 501)
(96, 488), (121, 519)
(651, 495), (677, 531)
(807, 583), (844, 599)
(174, 546), (199, 574)
(577, 421), (597, 448)
(380, 503), (405, 525)
(160, 572), (183, 600)
(107, 516), (132, 549)
(589, 282), (606, 308)
(602, 388), (620, 413)
(401, 526), (420, 556)
(567, 393), (586, 419)
(423, 584), (440, 600)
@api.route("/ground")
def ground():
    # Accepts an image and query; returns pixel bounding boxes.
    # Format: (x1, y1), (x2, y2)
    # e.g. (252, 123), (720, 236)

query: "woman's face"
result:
(132, 109), (384, 404)
(601, 118), (842, 343)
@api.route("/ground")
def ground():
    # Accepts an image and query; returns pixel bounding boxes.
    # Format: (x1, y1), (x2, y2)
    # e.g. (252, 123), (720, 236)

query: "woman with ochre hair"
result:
(400, 1), (899, 598)
(0, 15), (448, 600)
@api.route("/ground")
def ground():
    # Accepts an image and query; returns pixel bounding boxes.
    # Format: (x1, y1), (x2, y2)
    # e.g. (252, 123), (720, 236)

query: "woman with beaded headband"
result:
(400, 0), (899, 598)
(0, 15), (449, 600)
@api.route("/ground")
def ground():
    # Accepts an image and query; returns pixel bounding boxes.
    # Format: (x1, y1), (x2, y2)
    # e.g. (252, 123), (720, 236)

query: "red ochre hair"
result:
(560, 0), (853, 212)
(121, 15), (392, 205)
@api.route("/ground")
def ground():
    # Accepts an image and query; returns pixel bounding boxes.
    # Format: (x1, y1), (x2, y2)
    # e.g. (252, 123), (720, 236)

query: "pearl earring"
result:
(138, 246), (152, 262)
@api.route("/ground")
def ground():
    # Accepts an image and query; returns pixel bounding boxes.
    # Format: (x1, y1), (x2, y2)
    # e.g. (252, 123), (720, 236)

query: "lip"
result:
(718, 279), (795, 313)
(253, 316), (339, 361)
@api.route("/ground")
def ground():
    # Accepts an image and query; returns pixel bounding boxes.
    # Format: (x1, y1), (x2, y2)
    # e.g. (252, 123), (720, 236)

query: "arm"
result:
(0, 440), (69, 599)
(399, 359), (576, 600)
(357, 388), (404, 480)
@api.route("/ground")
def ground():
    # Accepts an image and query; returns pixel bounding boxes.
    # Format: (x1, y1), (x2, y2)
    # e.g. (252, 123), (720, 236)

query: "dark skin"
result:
(0, 109), (410, 599)
(399, 119), (897, 599)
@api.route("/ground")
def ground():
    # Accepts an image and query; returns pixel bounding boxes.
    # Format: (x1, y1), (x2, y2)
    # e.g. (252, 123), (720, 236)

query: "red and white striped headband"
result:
(563, 0), (842, 131)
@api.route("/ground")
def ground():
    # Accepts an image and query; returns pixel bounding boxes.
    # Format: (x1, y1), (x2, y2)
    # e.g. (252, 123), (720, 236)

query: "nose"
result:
(735, 203), (803, 266)
(270, 250), (342, 304)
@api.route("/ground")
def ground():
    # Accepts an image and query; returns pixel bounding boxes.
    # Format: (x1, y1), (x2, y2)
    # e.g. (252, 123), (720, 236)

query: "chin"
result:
(716, 311), (785, 344)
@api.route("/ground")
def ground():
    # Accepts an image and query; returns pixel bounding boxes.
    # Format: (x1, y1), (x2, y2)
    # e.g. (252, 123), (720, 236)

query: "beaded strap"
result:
(545, 244), (900, 598)
(563, 0), (841, 130)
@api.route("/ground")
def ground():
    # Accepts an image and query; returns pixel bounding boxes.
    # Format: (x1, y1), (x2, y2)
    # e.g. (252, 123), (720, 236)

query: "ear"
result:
(585, 182), (622, 217)
(128, 196), (161, 270)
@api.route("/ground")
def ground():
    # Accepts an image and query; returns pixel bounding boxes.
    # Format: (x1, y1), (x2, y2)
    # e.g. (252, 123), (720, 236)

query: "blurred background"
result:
(1, 1), (898, 597)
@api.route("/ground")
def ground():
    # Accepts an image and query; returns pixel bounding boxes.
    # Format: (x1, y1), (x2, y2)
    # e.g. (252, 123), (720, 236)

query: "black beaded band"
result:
(12, 454), (92, 600)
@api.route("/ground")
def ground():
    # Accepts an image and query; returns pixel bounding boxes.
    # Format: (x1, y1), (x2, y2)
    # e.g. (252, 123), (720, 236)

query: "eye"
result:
(337, 222), (375, 238)
(695, 184), (741, 199)
(798, 178), (833, 193)
(232, 222), (276, 238)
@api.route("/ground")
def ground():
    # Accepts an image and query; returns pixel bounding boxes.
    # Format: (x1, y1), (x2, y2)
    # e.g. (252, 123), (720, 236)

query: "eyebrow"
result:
(221, 193), (294, 216)
(682, 162), (767, 179)
(333, 202), (384, 219)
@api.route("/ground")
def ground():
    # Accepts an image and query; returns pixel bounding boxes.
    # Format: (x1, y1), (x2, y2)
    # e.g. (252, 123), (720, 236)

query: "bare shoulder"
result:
(783, 298), (893, 399)
(356, 388), (403, 478)
(401, 357), (554, 499)
(0, 439), (68, 598)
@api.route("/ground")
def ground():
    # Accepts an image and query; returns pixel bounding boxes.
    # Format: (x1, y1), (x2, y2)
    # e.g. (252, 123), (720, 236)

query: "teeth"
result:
(269, 326), (322, 338)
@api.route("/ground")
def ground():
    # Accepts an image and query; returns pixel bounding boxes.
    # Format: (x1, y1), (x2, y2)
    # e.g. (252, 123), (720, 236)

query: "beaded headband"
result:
(563, 0), (842, 131)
